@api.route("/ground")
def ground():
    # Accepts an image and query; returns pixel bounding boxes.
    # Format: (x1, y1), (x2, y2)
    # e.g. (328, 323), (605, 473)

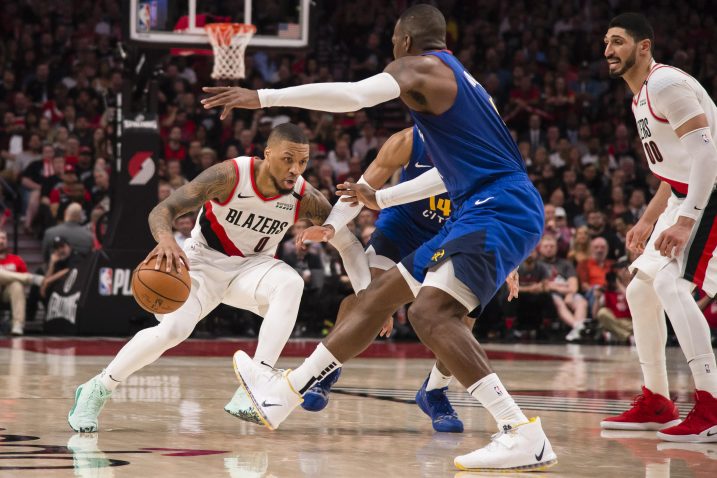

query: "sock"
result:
(626, 273), (670, 398)
(426, 363), (452, 391)
(468, 373), (528, 429)
(653, 263), (717, 396)
(99, 369), (121, 392)
(288, 343), (341, 395)
(689, 353), (717, 396)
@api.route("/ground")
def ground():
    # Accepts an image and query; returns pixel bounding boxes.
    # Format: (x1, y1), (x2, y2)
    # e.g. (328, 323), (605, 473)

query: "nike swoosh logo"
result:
(414, 163), (432, 168)
(260, 361), (274, 369)
(475, 197), (495, 206)
(261, 400), (282, 408)
(694, 206), (703, 211)
(535, 441), (546, 462)
(707, 429), (717, 437)
(237, 194), (254, 199)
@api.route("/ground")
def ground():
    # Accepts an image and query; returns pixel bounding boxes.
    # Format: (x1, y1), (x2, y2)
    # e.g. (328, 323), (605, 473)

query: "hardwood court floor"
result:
(0, 338), (714, 477)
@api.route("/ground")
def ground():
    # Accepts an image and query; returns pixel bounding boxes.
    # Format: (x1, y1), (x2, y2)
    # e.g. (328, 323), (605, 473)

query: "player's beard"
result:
(271, 175), (295, 195)
(608, 47), (637, 78)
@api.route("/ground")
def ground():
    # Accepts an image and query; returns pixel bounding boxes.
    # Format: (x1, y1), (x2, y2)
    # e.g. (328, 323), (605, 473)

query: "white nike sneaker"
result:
(68, 376), (112, 433)
(231, 350), (302, 430)
(454, 417), (558, 472)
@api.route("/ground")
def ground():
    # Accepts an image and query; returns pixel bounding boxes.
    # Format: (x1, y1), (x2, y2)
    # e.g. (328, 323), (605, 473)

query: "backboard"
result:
(127, 0), (310, 49)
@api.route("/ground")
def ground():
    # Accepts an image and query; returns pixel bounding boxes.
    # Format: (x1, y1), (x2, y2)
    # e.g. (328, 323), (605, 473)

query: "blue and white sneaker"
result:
(415, 376), (464, 433)
(301, 368), (341, 412)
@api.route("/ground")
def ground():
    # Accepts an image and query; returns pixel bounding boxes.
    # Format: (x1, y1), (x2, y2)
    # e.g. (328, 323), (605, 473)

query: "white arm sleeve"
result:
(649, 76), (705, 129)
(328, 226), (371, 293)
(375, 168), (447, 209)
(258, 73), (401, 113)
(677, 127), (717, 220)
(324, 176), (369, 231)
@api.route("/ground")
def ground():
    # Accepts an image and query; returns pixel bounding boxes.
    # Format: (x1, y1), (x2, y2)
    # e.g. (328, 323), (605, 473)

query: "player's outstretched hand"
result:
(337, 182), (379, 209)
(506, 269), (519, 301)
(144, 236), (189, 273)
(201, 87), (261, 120)
(296, 225), (335, 250)
(626, 220), (654, 254)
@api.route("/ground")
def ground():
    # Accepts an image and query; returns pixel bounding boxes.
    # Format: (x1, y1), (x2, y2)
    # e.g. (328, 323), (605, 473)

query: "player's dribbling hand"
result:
(379, 316), (393, 338)
(145, 236), (189, 273)
(506, 269), (519, 301)
(336, 182), (379, 209)
(201, 87), (261, 120)
(654, 217), (695, 258)
(626, 220), (654, 254)
(296, 225), (335, 250)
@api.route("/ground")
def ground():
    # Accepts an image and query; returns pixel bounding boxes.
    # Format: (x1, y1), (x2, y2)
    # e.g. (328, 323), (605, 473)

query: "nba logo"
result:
(99, 268), (113, 296)
(494, 386), (503, 396)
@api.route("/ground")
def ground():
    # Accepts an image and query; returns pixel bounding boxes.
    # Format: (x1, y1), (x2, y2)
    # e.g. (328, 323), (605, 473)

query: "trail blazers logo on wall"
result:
(128, 151), (155, 185)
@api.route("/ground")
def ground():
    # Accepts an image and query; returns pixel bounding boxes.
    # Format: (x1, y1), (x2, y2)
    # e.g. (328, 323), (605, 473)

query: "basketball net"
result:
(205, 23), (256, 80)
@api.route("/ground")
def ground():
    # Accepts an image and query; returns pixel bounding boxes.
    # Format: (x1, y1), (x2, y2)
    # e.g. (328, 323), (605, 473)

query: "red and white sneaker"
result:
(600, 386), (681, 430)
(657, 390), (717, 443)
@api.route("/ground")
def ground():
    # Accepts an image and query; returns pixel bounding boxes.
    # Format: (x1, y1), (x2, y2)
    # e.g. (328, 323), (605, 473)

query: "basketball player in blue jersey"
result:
(300, 126), (479, 434)
(202, 4), (556, 471)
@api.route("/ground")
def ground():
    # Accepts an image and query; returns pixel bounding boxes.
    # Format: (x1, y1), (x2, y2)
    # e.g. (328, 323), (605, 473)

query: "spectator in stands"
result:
(41, 203), (93, 261)
(173, 213), (194, 249)
(352, 123), (378, 162)
(0, 230), (43, 336)
(199, 147), (218, 172)
(568, 225), (591, 265)
(46, 164), (92, 221)
(577, 236), (614, 310)
(539, 235), (588, 342)
(514, 249), (551, 337)
(19, 143), (54, 232)
(40, 236), (83, 302)
(594, 257), (633, 344)
(327, 138), (352, 177)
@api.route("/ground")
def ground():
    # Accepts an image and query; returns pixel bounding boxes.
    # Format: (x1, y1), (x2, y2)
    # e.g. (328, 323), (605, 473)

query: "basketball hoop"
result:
(205, 23), (256, 80)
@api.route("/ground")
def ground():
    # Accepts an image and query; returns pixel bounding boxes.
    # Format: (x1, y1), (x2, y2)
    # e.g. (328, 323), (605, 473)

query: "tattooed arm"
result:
(297, 182), (371, 292)
(298, 182), (333, 226)
(145, 160), (237, 272)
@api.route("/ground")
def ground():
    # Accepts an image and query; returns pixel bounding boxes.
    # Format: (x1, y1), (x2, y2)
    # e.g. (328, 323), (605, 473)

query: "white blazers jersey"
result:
(191, 156), (306, 257)
(632, 62), (717, 195)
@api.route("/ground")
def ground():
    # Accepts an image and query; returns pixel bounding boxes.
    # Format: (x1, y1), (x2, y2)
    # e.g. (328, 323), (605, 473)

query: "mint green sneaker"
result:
(68, 377), (112, 432)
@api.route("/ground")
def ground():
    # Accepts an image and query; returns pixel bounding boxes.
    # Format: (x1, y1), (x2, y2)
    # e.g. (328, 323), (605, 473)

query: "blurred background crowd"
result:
(1, 0), (717, 343)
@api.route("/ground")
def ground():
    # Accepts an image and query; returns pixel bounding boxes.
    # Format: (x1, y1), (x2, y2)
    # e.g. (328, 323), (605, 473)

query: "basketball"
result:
(131, 256), (191, 314)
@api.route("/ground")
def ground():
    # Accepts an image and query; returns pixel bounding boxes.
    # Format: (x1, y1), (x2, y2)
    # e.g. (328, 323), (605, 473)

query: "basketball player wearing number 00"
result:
(68, 123), (370, 433)
(598, 13), (717, 442)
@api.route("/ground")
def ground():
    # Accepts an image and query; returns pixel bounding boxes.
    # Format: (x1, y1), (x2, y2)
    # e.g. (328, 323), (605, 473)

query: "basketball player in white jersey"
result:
(68, 123), (370, 432)
(599, 13), (717, 442)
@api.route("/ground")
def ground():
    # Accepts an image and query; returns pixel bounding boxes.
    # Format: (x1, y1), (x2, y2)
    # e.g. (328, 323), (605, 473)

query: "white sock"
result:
(626, 273), (670, 398)
(653, 264), (717, 396)
(689, 353), (717, 395)
(98, 370), (121, 392)
(426, 363), (452, 391)
(252, 265), (304, 368)
(468, 373), (528, 429)
(288, 343), (342, 395)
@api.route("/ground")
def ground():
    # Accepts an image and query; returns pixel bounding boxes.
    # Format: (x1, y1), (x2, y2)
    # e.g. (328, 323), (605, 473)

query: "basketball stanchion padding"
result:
(205, 23), (256, 79)
(132, 256), (191, 314)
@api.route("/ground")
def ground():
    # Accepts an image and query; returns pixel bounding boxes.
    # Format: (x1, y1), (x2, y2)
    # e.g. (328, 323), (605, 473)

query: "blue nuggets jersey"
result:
(410, 50), (528, 207)
(374, 125), (451, 247)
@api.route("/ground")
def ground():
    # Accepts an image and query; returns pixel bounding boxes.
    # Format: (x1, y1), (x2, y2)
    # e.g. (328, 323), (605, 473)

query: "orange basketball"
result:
(131, 255), (191, 314)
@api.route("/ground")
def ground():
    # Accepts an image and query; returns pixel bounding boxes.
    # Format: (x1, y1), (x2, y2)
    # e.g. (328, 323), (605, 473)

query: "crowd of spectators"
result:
(1, 0), (717, 342)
